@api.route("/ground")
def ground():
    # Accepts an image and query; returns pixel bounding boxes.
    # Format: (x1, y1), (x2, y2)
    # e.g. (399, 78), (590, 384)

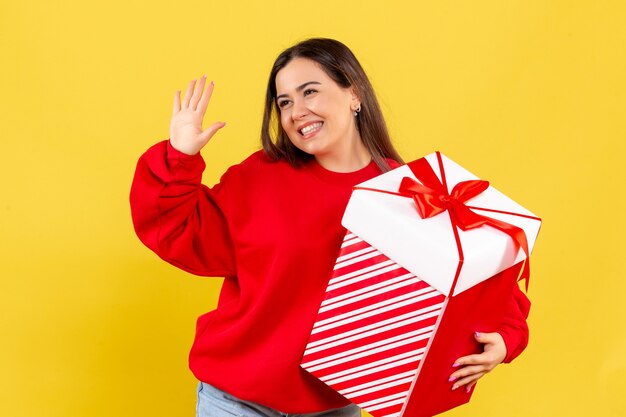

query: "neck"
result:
(315, 135), (372, 173)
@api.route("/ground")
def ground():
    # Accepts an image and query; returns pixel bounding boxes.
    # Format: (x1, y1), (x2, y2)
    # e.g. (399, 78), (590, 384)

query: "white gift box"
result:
(342, 152), (541, 296)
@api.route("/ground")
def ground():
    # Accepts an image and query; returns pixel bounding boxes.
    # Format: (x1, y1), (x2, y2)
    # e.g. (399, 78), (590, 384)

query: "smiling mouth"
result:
(299, 122), (323, 136)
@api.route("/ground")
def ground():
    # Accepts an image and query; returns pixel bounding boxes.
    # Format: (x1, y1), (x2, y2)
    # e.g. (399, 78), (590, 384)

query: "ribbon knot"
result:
(399, 175), (491, 231)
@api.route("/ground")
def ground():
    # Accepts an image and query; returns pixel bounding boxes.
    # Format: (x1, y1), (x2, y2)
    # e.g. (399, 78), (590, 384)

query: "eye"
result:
(303, 88), (317, 96)
(277, 99), (291, 108)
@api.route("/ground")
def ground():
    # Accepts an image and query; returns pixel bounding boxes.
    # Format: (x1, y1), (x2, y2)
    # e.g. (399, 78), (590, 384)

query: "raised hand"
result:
(169, 75), (226, 155)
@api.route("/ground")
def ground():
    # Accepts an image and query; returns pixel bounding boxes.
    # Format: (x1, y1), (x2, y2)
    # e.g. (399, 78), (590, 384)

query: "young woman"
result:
(130, 38), (530, 417)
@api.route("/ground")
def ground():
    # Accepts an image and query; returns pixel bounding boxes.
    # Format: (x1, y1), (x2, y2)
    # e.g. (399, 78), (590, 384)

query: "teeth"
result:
(300, 122), (323, 135)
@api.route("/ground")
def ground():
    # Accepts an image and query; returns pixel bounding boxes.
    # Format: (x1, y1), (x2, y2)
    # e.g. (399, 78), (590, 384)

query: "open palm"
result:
(169, 75), (225, 155)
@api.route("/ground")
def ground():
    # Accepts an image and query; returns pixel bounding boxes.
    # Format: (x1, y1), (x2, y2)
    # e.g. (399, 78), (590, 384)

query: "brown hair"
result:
(261, 38), (404, 171)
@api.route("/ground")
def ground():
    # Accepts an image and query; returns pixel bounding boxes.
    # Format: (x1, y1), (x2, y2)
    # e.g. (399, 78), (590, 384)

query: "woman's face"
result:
(275, 58), (361, 163)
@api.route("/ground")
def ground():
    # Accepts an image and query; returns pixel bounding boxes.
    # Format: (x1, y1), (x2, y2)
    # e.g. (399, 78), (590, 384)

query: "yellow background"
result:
(2, 1), (625, 416)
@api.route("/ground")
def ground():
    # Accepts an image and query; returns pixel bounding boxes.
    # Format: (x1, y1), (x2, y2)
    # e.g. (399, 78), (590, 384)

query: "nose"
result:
(291, 98), (309, 121)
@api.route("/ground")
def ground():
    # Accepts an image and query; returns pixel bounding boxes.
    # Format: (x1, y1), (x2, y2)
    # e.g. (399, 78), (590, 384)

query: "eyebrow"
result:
(276, 81), (321, 100)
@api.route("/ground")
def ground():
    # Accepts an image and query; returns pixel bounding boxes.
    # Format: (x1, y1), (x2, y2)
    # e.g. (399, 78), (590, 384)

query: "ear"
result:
(349, 86), (361, 110)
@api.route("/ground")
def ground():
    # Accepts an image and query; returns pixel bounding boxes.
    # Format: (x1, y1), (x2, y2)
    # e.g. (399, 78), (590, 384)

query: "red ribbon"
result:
(355, 152), (535, 294)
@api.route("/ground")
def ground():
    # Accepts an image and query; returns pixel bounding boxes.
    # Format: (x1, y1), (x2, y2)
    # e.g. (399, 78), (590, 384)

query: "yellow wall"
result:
(2, 1), (624, 416)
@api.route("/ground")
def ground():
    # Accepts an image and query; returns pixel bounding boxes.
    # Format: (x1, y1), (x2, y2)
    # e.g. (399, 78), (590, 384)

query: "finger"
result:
(182, 79), (196, 109)
(198, 121), (226, 143)
(475, 331), (500, 344)
(452, 371), (485, 390)
(465, 381), (477, 393)
(198, 79), (215, 116)
(454, 352), (489, 366)
(173, 90), (181, 115)
(190, 75), (207, 110)
(457, 353), (501, 372)
(450, 364), (486, 381)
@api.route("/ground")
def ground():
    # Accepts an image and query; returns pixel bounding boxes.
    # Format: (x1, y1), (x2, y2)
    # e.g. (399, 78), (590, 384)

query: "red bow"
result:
(399, 176), (491, 231)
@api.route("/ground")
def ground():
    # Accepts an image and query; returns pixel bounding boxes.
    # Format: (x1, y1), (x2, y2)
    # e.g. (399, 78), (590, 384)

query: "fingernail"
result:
(210, 80), (214, 85)
(448, 376), (457, 382)
(451, 385), (458, 391)
(475, 331), (481, 338)
(466, 386), (471, 393)
(452, 362), (461, 368)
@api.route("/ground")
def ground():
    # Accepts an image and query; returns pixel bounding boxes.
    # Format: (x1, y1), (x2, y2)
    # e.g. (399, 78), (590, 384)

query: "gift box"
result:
(301, 152), (541, 417)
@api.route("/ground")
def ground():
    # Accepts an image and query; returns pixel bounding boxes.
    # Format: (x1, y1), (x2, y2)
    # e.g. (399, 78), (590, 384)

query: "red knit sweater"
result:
(129, 140), (530, 413)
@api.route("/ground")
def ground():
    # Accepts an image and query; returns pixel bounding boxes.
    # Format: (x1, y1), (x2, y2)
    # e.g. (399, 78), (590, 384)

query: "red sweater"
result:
(130, 140), (530, 413)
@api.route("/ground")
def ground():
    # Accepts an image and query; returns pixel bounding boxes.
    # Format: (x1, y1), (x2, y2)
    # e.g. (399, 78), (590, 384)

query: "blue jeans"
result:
(196, 381), (361, 417)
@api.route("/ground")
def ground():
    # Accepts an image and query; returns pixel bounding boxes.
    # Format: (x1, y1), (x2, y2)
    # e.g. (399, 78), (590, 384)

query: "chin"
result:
(288, 138), (321, 156)
(297, 143), (327, 158)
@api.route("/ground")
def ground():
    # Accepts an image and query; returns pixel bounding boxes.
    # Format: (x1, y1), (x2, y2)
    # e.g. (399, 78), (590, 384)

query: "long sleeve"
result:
(498, 283), (531, 363)
(129, 140), (236, 277)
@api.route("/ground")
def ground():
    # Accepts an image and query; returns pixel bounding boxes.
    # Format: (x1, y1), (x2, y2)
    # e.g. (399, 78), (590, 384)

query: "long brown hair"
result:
(261, 38), (403, 171)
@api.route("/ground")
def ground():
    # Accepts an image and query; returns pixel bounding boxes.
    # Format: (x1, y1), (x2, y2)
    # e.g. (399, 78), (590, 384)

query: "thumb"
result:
(199, 121), (227, 143)
(474, 331), (491, 344)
